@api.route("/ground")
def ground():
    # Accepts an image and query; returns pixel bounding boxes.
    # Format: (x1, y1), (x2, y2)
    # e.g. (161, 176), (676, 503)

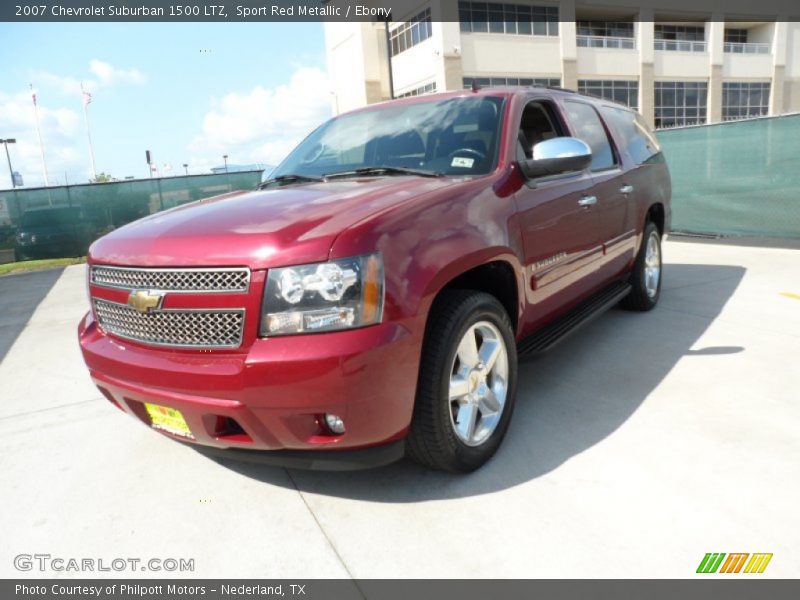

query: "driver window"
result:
(516, 101), (562, 162)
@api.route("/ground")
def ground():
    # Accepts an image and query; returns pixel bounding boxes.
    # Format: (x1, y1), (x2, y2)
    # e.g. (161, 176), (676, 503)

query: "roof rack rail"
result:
(528, 84), (578, 93)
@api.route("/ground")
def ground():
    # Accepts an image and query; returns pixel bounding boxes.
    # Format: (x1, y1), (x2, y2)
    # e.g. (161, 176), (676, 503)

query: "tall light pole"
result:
(222, 154), (229, 173)
(1, 138), (17, 188)
(183, 163), (189, 176)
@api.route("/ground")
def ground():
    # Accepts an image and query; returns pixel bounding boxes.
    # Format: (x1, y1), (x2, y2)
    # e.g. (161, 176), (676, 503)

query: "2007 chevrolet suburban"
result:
(79, 86), (671, 472)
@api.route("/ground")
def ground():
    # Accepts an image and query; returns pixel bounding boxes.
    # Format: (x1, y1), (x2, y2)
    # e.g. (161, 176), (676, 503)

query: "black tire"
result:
(407, 290), (518, 473)
(620, 221), (662, 311)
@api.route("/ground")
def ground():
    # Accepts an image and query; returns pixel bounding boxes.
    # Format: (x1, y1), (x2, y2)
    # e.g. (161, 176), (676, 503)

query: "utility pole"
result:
(384, 16), (395, 99)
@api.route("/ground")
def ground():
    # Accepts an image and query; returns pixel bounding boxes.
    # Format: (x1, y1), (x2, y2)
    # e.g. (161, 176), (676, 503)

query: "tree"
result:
(91, 172), (114, 183)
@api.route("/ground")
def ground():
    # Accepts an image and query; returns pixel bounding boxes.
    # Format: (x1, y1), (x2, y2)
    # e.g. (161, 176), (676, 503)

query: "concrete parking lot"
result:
(1, 239), (798, 579)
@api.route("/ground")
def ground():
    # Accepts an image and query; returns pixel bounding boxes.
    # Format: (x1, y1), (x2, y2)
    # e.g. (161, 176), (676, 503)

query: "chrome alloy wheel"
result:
(448, 321), (509, 447)
(644, 231), (661, 299)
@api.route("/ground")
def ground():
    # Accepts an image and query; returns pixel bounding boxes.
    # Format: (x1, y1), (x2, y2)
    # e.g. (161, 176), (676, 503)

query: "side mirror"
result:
(520, 137), (592, 179)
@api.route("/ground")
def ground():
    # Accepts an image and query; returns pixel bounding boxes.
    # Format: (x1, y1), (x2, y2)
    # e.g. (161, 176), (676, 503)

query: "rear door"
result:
(599, 105), (668, 266)
(560, 100), (633, 279)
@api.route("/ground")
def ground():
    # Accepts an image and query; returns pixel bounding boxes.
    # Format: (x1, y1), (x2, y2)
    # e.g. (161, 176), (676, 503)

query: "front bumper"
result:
(78, 311), (420, 467)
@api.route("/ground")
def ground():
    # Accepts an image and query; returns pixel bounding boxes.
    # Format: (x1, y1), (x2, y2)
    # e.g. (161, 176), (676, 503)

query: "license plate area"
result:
(144, 403), (194, 439)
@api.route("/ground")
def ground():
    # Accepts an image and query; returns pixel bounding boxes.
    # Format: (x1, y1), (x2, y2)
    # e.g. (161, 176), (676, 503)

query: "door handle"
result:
(619, 184), (634, 194)
(578, 195), (597, 207)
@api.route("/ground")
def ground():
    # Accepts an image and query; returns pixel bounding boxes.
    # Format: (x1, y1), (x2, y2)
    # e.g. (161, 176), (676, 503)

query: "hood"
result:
(89, 176), (458, 268)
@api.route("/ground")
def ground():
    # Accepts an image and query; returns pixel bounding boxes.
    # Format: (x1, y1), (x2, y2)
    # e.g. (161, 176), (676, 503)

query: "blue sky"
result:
(0, 22), (331, 187)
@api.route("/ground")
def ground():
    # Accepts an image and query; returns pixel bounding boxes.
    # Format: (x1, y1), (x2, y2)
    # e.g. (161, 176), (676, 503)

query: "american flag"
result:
(31, 91), (37, 106)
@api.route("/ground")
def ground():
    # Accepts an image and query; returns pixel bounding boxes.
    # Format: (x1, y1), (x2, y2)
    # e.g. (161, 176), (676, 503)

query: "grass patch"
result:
(0, 257), (85, 277)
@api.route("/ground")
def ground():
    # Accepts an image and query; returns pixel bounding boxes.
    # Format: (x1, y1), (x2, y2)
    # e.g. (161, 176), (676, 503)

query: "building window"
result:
(397, 82), (437, 98)
(463, 76), (560, 89)
(724, 28), (748, 43)
(654, 25), (706, 52)
(654, 81), (708, 128)
(390, 8), (432, 57)
(723, 28), (770, 53)
(578, 80), (639, 108)
(459, 2), (559, 36)
(576, 21), (635, 48)
(722, 82), (770, 120)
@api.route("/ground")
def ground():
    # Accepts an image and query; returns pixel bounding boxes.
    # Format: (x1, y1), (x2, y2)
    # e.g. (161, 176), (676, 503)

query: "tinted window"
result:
(563, 101), (616, 170)
(600, 106), (661, 165)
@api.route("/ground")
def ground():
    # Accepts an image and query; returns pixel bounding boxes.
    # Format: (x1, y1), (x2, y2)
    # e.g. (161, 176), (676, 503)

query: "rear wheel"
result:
(620, 221), (662, 311)
(407, 290), (517, 472)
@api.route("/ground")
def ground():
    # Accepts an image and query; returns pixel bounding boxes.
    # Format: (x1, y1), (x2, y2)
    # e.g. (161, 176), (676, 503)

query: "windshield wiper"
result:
(258, 174), (324, 189)
(324, 166), (443, 179)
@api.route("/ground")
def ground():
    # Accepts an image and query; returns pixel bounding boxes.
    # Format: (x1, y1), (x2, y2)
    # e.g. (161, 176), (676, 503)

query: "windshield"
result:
(270, 95), (505, 181)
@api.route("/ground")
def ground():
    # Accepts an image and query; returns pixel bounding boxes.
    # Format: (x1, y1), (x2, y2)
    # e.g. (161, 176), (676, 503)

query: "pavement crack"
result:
(0, 399), (96, 421)
(284, 469), (366, 598)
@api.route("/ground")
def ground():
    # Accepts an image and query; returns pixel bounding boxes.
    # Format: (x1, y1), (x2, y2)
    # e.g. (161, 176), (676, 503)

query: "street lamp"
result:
(183, 163), (189, 176)
(222, 154), (229, 173)
(1, 138), (17, 188)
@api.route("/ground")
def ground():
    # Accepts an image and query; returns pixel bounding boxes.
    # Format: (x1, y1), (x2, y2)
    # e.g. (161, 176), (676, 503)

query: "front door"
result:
(512, 99), (604, 335)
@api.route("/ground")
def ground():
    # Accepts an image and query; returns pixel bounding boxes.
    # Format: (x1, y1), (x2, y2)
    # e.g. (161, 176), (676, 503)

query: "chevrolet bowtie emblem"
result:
(127, 290), (164, 314)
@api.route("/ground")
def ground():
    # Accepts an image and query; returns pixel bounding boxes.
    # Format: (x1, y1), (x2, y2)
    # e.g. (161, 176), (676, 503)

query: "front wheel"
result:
(620, 221), (662, 311)
(407, 290), (518, 472)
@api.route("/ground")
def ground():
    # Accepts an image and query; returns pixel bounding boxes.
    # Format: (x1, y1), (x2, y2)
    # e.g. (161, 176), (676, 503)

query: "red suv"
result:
(79, 87), (670, 472)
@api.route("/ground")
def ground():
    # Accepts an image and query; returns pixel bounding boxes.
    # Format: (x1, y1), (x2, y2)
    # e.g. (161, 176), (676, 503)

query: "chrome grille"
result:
(91, 265), (249, 292)
(93, 299), (245, 348)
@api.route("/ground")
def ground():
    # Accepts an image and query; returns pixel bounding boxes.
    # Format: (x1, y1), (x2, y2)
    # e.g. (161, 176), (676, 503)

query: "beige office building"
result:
(324, 0), (800, 127)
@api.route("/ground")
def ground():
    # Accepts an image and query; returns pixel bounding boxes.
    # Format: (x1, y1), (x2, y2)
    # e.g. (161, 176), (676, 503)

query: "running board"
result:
(517, 281), (631, 359)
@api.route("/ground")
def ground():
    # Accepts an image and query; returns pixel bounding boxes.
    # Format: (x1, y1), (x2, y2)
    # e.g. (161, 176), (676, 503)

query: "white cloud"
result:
(32, 72), (88, 96)
(189, 67), (332, 168)
(0, 91), (86, 188)
(31, 59), (145, 97)
(89, 59), (146, 86)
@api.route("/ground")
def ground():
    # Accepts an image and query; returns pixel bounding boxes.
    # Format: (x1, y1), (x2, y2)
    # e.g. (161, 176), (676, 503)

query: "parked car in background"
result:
(14, 205), (93, 261)
(79, 86), (671, 472)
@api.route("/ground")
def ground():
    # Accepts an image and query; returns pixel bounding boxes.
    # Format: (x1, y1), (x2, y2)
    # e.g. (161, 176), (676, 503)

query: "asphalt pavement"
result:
(1, 240), (798, 578)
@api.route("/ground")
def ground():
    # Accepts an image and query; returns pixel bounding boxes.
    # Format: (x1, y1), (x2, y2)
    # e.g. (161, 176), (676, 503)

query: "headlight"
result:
(260, 254), (384, 336)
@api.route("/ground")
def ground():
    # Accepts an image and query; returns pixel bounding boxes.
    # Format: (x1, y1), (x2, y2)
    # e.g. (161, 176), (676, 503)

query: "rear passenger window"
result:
(600, 106), (662, 165)
(563, 101), (617, 171)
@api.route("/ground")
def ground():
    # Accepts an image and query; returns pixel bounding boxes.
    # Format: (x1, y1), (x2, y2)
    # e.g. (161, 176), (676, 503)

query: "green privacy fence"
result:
(0, 170), (262, 262)
(657, 114), (800, 238)
(1, 116), (798, 264)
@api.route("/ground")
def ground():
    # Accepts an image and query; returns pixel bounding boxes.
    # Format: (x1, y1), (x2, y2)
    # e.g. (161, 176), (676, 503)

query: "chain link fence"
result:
(657, 114), (800, 239)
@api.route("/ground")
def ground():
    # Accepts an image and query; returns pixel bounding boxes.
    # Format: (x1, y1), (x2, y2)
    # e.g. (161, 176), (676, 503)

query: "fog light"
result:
(324, 413), (345, 435)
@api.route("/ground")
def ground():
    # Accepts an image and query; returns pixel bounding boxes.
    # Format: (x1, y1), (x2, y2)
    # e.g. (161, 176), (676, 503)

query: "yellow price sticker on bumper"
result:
(144, 403), (194, 439)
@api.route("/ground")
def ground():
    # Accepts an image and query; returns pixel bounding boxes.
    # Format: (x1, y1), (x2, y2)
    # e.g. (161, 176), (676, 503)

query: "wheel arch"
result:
(647, 202), (665, 236)
(424, 255), (523, 336)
